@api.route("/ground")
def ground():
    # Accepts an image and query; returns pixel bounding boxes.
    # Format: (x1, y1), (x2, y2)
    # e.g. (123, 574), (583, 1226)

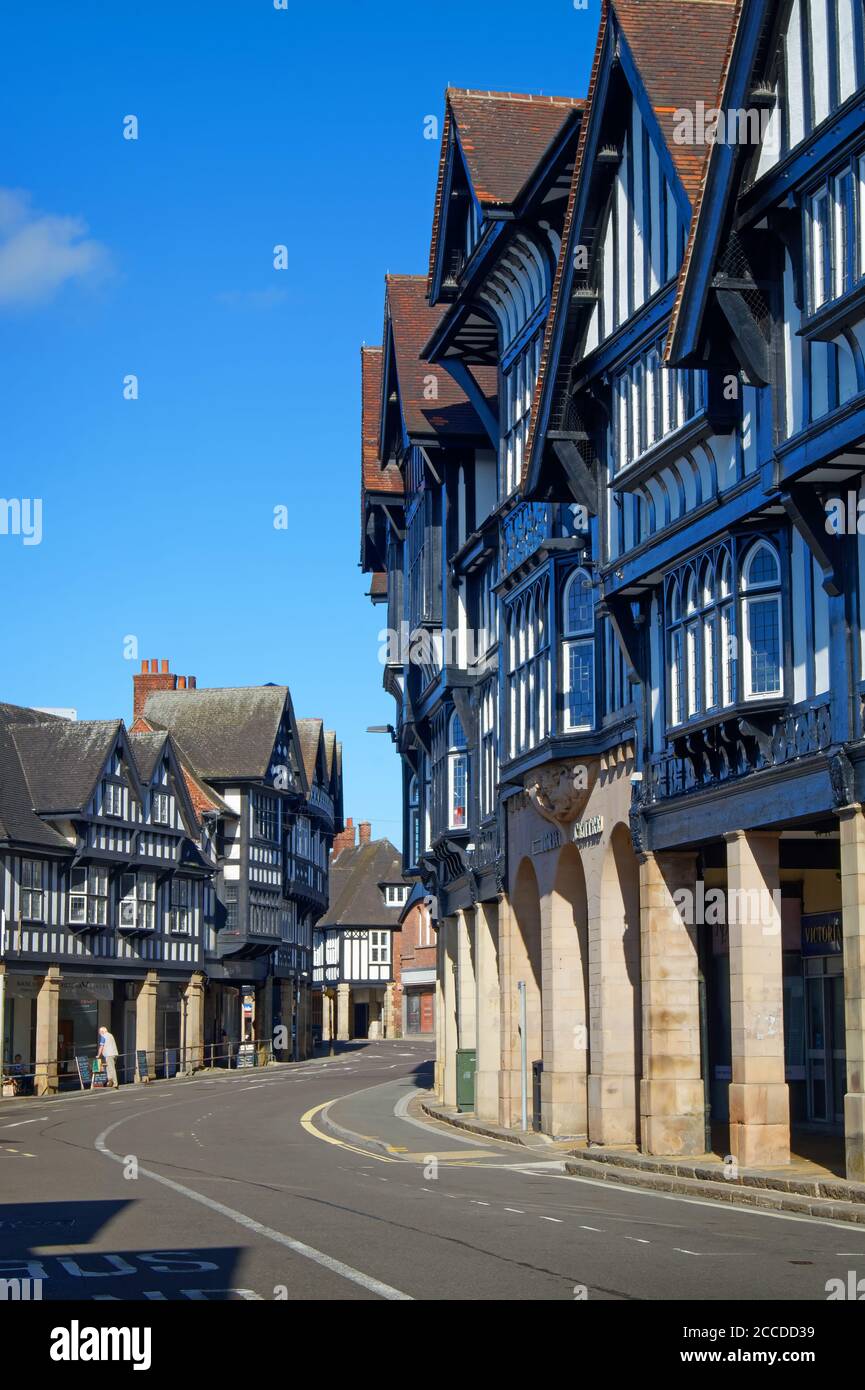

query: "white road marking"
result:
(95, 1114), (412, 1301)
(674, 1248), (701, 1256)
(624, 1237), (650, 1244)
(580, 1225), (602, 1232)
(1, 1117), (51, 1128)
(540, 1216), (563, 1223)
(505, 1208), (525, 1214)
(471, 1200), (490, 1206)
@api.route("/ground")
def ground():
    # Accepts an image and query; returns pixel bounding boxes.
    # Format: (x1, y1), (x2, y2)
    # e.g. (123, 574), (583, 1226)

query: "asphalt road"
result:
(1, 1040), (863, 1302)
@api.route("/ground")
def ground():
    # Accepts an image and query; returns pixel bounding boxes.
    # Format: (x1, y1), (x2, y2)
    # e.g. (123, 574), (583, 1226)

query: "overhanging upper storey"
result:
(360, 344), (404, 577)
(523, 0), (739, 509)
(378, 273), (497, 464)
(425, 88), (584, 365)
(668, 0), (865, 376)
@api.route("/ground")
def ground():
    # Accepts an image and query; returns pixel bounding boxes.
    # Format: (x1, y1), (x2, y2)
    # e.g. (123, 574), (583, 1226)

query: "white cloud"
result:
(0, 188), (111, 306)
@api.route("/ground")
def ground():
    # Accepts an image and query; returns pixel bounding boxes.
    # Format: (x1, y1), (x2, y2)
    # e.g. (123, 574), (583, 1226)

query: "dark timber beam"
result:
(713, 281), (771, 387)
(781, 483), (844, 598)
(551, 438), (599, 514)
(600, 594), (644, 684)
(441, 359), (499, 450)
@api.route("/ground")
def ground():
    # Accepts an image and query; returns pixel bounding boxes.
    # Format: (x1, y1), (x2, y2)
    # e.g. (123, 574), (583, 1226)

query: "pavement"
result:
(2, 1039), (865, 1301)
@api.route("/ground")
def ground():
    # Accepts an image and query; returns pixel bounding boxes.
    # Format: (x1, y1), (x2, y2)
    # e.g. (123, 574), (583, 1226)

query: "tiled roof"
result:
(128, 730), (169, 783)
(524, 0), (737, 485)
(428, 89), (583, 294)
(319, 837), (407, 929)
(367, 572), (387, 598)
(384, 274), (497, 439)
(614, 0), (739, 201)
(361, 346), (402, 496)
(665, 0), (745, 361)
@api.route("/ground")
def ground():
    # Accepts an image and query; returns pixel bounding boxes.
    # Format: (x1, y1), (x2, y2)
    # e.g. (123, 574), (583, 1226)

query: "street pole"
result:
(0, 910), (6, 1082)
(517, 979), (527, 1132)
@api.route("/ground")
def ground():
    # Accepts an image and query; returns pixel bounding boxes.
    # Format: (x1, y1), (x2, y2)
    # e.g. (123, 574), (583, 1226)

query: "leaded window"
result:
(562, 568), (595, 732)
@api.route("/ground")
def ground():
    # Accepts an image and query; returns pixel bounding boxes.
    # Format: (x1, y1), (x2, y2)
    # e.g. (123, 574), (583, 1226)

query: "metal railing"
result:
(0, 1035), (278, 1095)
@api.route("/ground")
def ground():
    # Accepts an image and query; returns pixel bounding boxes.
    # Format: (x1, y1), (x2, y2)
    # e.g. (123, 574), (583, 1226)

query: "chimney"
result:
(332, 817), (356, 858)
(359, 821), (372, 845)
(132, 658), (198, 723)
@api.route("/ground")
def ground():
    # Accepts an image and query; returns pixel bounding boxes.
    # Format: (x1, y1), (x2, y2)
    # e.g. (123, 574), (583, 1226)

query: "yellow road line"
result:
(300, 1101), (398, 1163)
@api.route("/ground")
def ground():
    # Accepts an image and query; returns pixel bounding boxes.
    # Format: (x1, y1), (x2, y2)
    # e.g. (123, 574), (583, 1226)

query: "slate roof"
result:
(319, 837), (407, 929)
(128, 730), (169, 783)
(11, 719), (123, 815)
(143, 686), (295, 783)
(296, 718), (324, 789)
(0, 704), (69, 848)
(428, 89), (583, 294)
(383, 275), (498, 441)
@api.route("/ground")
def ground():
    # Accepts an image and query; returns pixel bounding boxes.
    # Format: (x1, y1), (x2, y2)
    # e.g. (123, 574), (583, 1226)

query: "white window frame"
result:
(20, 859), (46, 921)
(447, 712), (468, 829)
(561, 568), (595, 733)
(102, 781), (124, 818)
(119, 871), (156, 931)
(69, 865), (108, 927)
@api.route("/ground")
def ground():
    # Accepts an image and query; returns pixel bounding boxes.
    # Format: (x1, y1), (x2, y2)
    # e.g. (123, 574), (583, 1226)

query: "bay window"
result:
(562, 568), (595, 732)
(69, 865), (109, 928)
(448, 712), (468, 829)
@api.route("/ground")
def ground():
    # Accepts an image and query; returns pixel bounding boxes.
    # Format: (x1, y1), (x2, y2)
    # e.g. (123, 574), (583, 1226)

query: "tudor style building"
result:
(313, 821), (410, 1040)
(133, 664), (343, 1063)
(0, 662), (343, 1090)
(362, 0), (865, 1183)
(0, 701), (215, 1091)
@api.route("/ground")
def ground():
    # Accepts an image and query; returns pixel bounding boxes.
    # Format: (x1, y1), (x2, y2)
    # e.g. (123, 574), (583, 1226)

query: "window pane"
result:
(747, 597), (781, 695)
(566, 640), (594, 729)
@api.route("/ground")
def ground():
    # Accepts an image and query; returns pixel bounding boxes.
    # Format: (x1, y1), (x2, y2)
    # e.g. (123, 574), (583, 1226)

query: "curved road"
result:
(1, 1040), (861, 1301)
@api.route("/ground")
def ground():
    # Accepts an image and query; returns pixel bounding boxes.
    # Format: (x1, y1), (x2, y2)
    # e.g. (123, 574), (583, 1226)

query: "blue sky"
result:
(0, 0), (597, 840)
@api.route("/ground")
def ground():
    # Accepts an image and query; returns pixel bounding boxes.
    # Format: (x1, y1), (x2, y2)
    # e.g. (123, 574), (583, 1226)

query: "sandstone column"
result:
(441, 916), (458, 1108)
(588, 837), (641, 1145)
(321, 988), (333, 1043)
(725, 831), (790, 1167)
(474, 900), (501, 1124)
(135, 971), (158, 1082)
(640, 851), (704, 1154)
(280, 980), (295, 1058)
(336, 982), (351, 1041)
(541, 871), (589, 1138)
(35, 965), (61, 1096)
(456, 910), (477, 1050)
(183, 972), (205, 1072)
(839, 808), (865, 1181)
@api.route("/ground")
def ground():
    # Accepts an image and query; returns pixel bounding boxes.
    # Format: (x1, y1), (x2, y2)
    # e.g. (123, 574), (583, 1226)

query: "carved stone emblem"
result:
(524, 758), (598, 828)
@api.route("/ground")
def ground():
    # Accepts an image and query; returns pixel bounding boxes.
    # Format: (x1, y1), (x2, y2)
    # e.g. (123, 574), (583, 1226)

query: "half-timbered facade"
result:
(136, 669), (343, 1063)
(0, 703), (215, 1089)
(313, 825), (409, 1040)
(362, 0), (865, 1183)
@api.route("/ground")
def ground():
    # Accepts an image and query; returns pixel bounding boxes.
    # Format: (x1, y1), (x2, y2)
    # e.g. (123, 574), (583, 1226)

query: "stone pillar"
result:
(497, 894), (522, 1129)
(383, 982), (399, 1039)
(434, 929), (445, 1099)
(456, 909), (477, 1051)
(296, 984), (309, 1059)
(135, 971), (158, 1082)
(321, 988), (333, 1043)
(588, 847), (641, 1146)
(183, 972), (205, 1072)
(336, 982), (351, 1041)
(257, 979), (274, 1058)
(474, 900), (501, 1124)
(542, 880), (588, 1139)
(441, 916), (458, 1108)
(34, 965), (61, 1096)
(839, 808), (865, 1181)
(725, 831), (790, 1167)
(639, 852), (704, 1155)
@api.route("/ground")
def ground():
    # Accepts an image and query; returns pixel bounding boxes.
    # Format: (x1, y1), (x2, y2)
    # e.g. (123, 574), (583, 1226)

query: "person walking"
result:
(97, 1025), (119, 1088)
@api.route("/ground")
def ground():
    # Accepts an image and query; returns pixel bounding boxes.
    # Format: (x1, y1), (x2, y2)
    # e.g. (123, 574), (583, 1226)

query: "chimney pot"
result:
(359, 821), (372, 845)
(141, 659), (148, 673)
(178, 676), (186, 689)
(161, 659), (169, 674)
(188, 676), (197, 689)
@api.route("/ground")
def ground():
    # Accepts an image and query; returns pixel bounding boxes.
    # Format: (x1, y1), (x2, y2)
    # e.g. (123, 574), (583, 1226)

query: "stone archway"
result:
(590, 822), (642, 1145)
(541, 843), (590, 1137)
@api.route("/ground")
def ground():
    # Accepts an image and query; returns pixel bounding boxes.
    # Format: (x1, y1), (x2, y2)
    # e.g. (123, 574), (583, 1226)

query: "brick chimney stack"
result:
(132, 658), (197, 723)
(332, 817), (356, 858)
(358, 821), (372, 845)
